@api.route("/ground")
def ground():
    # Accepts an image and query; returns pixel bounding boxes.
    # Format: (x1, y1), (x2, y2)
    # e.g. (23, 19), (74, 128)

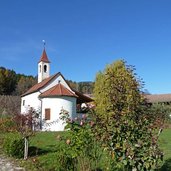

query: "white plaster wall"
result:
(41, 96), (76, 131)
(21, 92), (41, 114)
(21, 73), (76, 131)
(21, 73), (69, 113)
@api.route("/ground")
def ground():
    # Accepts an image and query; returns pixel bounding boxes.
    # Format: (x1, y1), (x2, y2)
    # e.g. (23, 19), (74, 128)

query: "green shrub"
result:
(3, 133), (24, 158)
(93, 60), (163, 170)
(0, 116), (16, 132)
(59, 109), (104, 171)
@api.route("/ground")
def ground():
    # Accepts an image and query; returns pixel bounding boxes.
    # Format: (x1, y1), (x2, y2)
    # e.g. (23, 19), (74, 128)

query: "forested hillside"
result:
(67, 80), (94, 95)
(0, 67), (37, 95)
(0, 67), (94, 96)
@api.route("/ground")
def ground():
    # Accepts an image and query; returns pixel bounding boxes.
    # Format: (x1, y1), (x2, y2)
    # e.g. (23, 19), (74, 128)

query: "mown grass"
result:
(23, 128), (171, 171)
(20, 131), (70, 171)
(21, 131), (108, 171)
(0, 129), (171, 170)
(29, 131), (66, 154)
(158, 128), (171, 171)
(159, 128), (171, 160)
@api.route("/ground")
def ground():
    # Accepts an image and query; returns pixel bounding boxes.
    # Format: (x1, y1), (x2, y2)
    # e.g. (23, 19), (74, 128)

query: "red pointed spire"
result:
(39, 48), (50, 63)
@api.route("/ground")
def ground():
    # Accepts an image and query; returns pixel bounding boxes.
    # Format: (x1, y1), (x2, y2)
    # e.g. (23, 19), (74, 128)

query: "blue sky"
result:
(0, 0), (171, 94)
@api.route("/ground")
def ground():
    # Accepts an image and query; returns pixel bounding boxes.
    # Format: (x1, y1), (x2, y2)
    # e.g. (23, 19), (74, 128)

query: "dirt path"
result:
(0, 137), (26, 171)
(0, 154), (25, 171)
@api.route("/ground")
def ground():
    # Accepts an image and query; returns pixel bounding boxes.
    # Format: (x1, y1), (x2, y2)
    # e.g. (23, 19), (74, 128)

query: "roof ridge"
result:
(59, 83), (62, 95)
(21, 73), (60, 97)
(39, 82), (78, 98)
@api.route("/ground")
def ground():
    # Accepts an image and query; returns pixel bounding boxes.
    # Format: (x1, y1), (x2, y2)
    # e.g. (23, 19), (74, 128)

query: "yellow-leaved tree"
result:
(93, 60), (163, 170)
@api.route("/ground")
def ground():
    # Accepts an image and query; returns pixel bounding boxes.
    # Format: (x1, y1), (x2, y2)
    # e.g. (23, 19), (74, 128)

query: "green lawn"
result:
(21, 131), (69, 171)
(159, 128), (171, 160)
(26, 128), (171, 171)
(0, 129), (171, 170)
(158, 129), (171, 171)
(29, 131), (65, 154)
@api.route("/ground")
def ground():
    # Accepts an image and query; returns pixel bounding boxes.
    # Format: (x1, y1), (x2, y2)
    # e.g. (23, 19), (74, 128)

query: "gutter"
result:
(38, 91), (43, 130)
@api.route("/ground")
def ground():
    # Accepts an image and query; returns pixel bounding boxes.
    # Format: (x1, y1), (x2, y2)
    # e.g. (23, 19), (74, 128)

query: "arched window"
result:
(22, 100), (25, 106)
(44, 65), (47, 73)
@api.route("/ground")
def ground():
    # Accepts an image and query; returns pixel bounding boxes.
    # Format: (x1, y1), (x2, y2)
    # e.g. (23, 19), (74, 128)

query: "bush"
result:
(59, 109), (104, 171)
(0, 116), (16, 132)
(93, 60), (163, 170)
(3, 133), (24, 158)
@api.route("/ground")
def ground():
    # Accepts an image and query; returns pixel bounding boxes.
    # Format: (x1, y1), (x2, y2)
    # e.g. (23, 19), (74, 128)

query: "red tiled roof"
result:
(21, 73), (59, 97)
(39, 83), (78, 98)
(39, 49), (50, 63)
(21, 70), (94, 103)
(145, 94), (171, 103)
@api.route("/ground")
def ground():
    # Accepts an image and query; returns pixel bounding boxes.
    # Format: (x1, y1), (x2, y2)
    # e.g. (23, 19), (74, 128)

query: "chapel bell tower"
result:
(38, 48), (50, 83)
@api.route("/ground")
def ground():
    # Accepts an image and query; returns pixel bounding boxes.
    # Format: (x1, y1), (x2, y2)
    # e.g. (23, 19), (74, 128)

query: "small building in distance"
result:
(145, 94), (171, 104)
(21, 48), (92, 131)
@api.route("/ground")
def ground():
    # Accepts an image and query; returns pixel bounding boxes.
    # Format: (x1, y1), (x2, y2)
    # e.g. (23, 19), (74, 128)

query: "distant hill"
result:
(0, 66), (37, 96)
(0, 66), (94, 96)
(67, 80), (94, 95)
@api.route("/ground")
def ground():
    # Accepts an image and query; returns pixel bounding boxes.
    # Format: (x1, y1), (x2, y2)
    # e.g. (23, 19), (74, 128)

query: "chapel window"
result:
(22, 100), (25, 106)
(45, 108), (50, 120)
(44, 65), (47, 73)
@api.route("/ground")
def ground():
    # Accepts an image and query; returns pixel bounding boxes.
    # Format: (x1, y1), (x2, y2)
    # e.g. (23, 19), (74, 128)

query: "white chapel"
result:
(21, 48), (92, 131)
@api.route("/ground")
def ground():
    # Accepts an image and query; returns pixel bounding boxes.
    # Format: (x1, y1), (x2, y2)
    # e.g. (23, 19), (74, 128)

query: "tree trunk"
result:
(24, 137), (28, 160)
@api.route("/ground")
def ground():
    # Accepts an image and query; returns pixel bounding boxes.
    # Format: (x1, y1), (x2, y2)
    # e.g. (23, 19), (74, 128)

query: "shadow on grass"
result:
(159, 158), (171, 171)
(28, 146), (54, 157)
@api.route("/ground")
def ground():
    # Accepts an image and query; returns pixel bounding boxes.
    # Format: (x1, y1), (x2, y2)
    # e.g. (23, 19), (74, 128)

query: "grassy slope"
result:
(159, 128), (171, 160)
(0, 129), (171, 170)
(21, 131), (68, 171)
(158, 128), (171, 171)
(26, 129), (171, 170)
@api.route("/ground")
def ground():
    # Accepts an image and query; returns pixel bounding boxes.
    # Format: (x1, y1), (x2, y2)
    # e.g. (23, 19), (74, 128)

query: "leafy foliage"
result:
(58, 109), (104, 171)
(77, 81), (94, 94)
(15, 76), (37, 95)
(3, 133), (24, 158)
(67, 80), (94, 94)
(0, 115), (16, 132)
(149, 103), (171, 128)
(0, 67), (17, 95)
(93, 60), (163, 170)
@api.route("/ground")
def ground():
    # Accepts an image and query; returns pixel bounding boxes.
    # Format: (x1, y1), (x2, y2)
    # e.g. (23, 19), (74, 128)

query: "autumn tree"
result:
(78, 81), (94, 94)
(15, 76), (37, 95)
(67, 80), (78, 90)
(13, 109), (40, 160)
(93, 60), (163, 170)
(0, 67), (17, 95)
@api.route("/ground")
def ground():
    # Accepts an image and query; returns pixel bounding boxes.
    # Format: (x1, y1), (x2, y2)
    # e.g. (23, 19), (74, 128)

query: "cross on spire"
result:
(42, 40), (46, 48)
